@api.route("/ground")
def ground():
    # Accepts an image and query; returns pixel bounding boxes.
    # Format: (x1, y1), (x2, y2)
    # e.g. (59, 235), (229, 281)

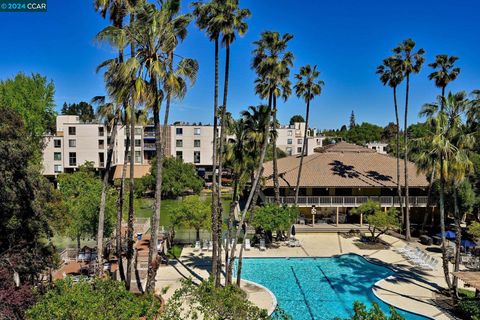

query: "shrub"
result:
(457, 299), (480, 320)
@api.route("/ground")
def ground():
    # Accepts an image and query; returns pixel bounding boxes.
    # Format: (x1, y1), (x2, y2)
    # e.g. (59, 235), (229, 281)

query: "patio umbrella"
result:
(437, 231), (456, 239)
(291, 225), (296, 237)
(461, 239), (476, 248)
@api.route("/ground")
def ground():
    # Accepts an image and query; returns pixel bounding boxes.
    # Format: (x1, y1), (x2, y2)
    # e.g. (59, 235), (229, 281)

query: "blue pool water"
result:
(237, 254), (429, 320)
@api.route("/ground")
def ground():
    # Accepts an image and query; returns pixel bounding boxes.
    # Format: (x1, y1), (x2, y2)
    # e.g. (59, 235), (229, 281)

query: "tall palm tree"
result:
(376, 57), (405, 228)
(293, 65), (324, 205)
(192, 0), (223, 282)
(420, 91), (475, 295)
(214, 0), (250, 285)
(393, 39), (425, 241)
(251, 31), (294, 206)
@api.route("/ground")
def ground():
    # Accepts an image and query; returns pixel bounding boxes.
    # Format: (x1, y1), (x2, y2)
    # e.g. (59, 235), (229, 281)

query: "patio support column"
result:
(336, 207), (339, 227)
(360, 213), (363, 227)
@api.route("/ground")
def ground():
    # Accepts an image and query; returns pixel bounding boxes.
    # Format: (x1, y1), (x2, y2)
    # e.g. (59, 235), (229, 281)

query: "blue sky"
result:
(1, 0), (479, 130)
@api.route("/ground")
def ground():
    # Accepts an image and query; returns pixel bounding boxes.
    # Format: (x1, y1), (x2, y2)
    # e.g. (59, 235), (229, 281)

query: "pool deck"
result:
(156, 234), (459, 319)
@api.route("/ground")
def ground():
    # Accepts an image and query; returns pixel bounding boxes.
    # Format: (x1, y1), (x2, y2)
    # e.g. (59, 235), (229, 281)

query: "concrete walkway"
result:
(156, 234), (459, 319)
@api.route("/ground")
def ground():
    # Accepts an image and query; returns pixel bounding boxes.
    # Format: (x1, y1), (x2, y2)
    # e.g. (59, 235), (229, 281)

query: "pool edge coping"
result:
(236, 278), (278, 316)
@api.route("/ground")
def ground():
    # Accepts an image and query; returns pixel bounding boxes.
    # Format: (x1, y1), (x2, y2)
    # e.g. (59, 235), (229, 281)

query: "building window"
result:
(135, 128), (142, 135)
(176, 151), (183, 160)
(297, 147), (303, 153)
(99, 152), (105, 167)
(54, 165), (63, 173)
(287, 139), (292, 145)
(69, 152), (77, 166)
(98, 127), (104, 137)
(176, 128), (183, 135)
(98, 140), (104, 149)
(194, 151), (200, 164)
(286, 147), (292, 156)
(68, 127), (76, 135)
(297, 139), (303, 144)
(176, 139), (183, 148)
(194, 128), (201, 135)
(54, 152), (62, 161)
(69, 139), (76, 147)
(194, 139), (201, 148)
(54, 139), (61, 148)
(287, 130), (292, 136)
(135, 139), (141, 147)
(135, 151), (141, 163)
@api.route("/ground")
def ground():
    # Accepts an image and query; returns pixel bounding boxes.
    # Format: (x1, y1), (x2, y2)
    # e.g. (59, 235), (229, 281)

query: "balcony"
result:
(265, 196), (430, 207)
(144, 132), (156, 138)
(144, 142), (156, 150)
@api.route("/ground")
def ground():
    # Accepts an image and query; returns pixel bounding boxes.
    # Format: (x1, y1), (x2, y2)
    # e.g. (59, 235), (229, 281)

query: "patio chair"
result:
(420, 258), (439, 271)
(288, 238), (296, 247)
(208, 241), (213, 252)
(202, 240), (209, 251)
(259, 239), (266, 251)
(295, 239), (301, 247)
(245, 239), (251, 251)
(193, 241), (201, 252)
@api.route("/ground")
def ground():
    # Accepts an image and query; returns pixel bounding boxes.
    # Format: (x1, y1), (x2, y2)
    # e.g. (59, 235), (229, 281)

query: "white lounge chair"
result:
(259, 239), (266, 251)
(193, 241), (201, 252)
(295, 239), (301, 247)
(288, 238), (296, 247)
(202, 240), (209, 251)
(208, 241), (213, 251)
(244, 239), (251, 251)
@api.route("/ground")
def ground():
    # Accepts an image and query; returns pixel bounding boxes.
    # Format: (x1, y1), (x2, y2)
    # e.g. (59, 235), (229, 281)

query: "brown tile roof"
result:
(263, 142), (429, 188)
(113, 164), (151, 179)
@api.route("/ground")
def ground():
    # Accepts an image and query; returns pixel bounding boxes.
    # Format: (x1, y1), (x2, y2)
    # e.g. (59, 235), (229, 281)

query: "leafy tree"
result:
(341, 301), (404, 320)
(170, 196), (211, 241)
(349, 110), (356, 129)
(57, 163), (117, 250)
(26, 277), (161, 320)
(264, 144), (287, 162)
(61, 101), (95, 122)
(0, 106), (57, 281)
(0, 73), (55, 158)
(160, 279), (271, 320)
(351, 201), (399, 242)
(344, 122), (383, 145)
(289, 114), (305, 124)
(468, 222), (480, 239)
(252, 204), (299, 241)
(142, 157), (203, 199)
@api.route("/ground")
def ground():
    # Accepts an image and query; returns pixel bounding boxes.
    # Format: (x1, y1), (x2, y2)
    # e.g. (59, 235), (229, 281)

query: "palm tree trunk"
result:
(421, 163), (436, 231)
(393, 86), (405, 228)
(404, 74), (411, 241)
(211, 37), (220, 284)
(215, 39), (230, 286)
(146, 76), (164, 294)
(117, 126), (129, 283)
(229, 92), (273, 284)
(225, 175), (239, 284)
(440, 157), (453, 290)
(272, 95), (280, 205)
(125, 13), (136, 291)
(126, 100), (136, 290)
(452, 185), (462, 299)
(236, 179), (261, 287)
(294, 95), (310, 205)
(96, 117), (118, 275)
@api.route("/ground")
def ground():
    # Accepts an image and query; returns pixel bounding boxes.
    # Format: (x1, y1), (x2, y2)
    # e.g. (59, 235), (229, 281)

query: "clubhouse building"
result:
(262, 142), (430, 226)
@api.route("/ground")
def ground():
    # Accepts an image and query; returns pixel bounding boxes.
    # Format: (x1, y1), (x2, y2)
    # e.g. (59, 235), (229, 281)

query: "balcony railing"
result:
(144, 143), (156, 150)
(144, 132), (156, 138)
(265, 196), (430, 207)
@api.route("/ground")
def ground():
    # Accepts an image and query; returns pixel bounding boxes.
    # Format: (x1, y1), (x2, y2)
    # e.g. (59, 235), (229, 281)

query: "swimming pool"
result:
(236, 254), (429, 320)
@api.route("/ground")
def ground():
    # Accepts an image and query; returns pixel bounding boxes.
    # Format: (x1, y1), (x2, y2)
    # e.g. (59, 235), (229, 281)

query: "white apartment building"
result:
(42, 116), (322, 179)
(276, 122), (324, 156)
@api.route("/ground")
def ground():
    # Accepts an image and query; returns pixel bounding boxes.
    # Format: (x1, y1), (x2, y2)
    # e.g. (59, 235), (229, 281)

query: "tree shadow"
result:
(366, 170), (393, 182)
(329, 161), (359, 179)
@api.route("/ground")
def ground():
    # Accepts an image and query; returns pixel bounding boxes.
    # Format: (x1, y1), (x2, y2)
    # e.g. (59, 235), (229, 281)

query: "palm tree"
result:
(251, 31), (294, 205)
(376, 57), (405, 229)
(393, 38), (425, 241)
(293, 65), (324, 204)
(420, 92), (475, 295)
(192, 0), (223, 282)
(214, 0), (250, 285)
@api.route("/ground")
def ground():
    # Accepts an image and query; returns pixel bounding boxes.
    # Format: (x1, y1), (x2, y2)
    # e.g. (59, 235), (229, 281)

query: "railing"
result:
(265, 196), (430, 207)
(59, 248), (78, 263)
(144, 132), (156, 138)
(144, 142), (156, 150)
